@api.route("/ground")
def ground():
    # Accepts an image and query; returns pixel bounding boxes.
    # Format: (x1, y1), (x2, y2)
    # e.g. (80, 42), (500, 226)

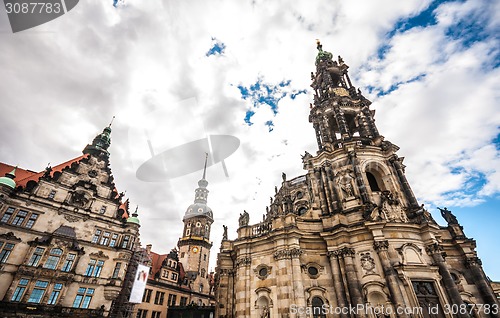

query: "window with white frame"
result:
(61, 253), (76, 272)
(1, 207), (39, 228)
(47, 283), (63, 305)
(0, 241), (15, 263)
(112, 262), (121, 279)
(43, 248), (63, 270)
(84, 259), (104, 277)
(27, 247), (45, 267)
(27, 280), (49, 303)
(72, 287), (94, 308)
(11, 278), (29, 302)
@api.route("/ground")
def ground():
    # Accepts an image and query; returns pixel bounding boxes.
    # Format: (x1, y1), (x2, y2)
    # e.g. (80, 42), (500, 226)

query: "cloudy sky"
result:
(1, 0), (499, 279)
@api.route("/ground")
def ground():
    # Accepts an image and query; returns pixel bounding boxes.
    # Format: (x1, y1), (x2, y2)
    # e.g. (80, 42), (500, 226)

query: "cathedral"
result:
(0, 124), (141, 317)
(214, 42), (500, 318)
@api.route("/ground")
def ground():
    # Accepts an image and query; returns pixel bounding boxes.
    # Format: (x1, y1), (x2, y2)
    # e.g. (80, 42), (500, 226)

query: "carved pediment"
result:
(90, 250), (109, 259)
(0, 232), (21, 242)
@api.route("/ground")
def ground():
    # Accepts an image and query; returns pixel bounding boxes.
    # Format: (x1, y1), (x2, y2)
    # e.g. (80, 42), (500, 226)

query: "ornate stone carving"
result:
(438, 207), (458, 225)
(239, 210), (249, 227)
(0, 232), (21, 242)
(63, 214), (80, 223)
(235, 256), (251, 267)
(465, 256), (482, 267)
(254, 264), (272, 280)
(90, 250), (109, 259)
(359, 252), (376, 275)
(273, 248), (303, 260)
(373, 240), (389, 252)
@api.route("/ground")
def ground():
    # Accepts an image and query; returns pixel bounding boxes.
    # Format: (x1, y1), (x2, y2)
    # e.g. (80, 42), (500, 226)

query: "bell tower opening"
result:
(366, 172), (381, 192)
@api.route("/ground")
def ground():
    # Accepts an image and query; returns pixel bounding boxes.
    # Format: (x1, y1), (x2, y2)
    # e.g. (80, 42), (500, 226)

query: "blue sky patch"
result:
(237, 78), (306, 127)
(206, 38), (226, 57)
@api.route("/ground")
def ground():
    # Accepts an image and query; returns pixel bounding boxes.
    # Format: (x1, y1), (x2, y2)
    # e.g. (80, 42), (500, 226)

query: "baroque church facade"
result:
(214, 42), (500, 318)
(0, 125), (141, 317)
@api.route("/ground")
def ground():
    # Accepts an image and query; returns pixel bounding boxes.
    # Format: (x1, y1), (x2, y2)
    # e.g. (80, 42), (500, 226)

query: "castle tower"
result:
(214, 42), (499, 318)
(178, 155), (214, 296)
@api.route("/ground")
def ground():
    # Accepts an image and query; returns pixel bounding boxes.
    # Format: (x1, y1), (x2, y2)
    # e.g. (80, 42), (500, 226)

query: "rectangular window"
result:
(171, 273), (178, 281)
(94, 260), (104, 277)
(48, 190), (56, 199)
(136, 309), (148, 318)
(91, 229), (101, 244)
(203, 254), (207, 261)
(11, 278), (29, 302)
(110, 233), (118, 247)
(100, 232), (110, 245)
(112, 262), (121, 279)
(142, 289), (152, 303)
(180, 296), (188, 306)
(162, 270), (169, 278)
(27, 247), (45, 266)
(28, 280), (49, 303)
(72, 287), (94, 308)
(1, 207), (15, 223)
(47, 283), (63, 305)
(61, 253), (76, 272)
(25, 213), (39, 229)
(11, 210), (28, 226)
(151, 311), (161, 318)
(0, 242), (14, 263)
(85, 259), (96, 276)
(171, 295), (177, 306)
(122, 235), (130, 248)
(43, 248), (62, 270)
(154, 291), (165, 305)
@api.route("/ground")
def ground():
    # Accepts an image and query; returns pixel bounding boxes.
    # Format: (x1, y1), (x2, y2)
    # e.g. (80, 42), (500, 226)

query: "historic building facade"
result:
(0, 125), (141, 317)
(214, 42), (500, 318)
(134, 161), (215, 318)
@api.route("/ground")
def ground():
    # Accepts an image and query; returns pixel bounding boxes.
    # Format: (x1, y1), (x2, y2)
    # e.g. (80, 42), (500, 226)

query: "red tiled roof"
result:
(0, 154), (88, 188)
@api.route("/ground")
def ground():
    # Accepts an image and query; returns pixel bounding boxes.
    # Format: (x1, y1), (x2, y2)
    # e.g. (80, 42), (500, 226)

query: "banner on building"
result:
(129, 264), (149, 303)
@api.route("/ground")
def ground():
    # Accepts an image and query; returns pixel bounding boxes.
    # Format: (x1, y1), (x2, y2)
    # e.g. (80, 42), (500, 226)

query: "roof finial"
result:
(202, 152), (208, 180)
(109, 116), (115, 127)
(316, 39), (322, 51)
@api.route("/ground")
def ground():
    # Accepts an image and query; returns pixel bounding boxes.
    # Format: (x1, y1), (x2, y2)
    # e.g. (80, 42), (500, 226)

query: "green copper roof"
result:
(0, 168), (17, 190)
(127, 206), (140, 225)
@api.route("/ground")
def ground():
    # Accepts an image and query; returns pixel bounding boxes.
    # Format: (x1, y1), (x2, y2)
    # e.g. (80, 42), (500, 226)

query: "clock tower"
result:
(178, 155), (214, 296)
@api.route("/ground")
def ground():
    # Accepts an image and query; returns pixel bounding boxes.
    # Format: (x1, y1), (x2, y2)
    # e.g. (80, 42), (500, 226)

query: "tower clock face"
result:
(192, 246), (200, 253)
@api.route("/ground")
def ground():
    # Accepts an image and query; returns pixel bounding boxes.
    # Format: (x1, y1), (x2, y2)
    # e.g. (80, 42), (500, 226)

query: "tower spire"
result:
(82, 123), (112, 158)
(202, 152), (208, 180)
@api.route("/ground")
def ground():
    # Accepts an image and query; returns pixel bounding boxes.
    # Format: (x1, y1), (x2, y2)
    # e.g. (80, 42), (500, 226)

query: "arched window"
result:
(311, 297), (326, 318)
(366, 172), (381, 192)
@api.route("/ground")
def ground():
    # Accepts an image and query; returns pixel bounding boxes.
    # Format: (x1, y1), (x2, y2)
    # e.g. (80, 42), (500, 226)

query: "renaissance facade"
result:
(214, 43), (500, 318)
(0, 125), (141, 317)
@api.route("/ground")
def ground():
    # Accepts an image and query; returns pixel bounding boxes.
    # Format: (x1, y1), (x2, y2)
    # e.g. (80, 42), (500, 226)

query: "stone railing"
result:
(251, 221), (272, 236)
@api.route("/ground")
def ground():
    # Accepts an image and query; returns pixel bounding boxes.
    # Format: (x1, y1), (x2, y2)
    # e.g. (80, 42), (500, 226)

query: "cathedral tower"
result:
(215, 42), (499, 318)
(178, 155), (214, 296)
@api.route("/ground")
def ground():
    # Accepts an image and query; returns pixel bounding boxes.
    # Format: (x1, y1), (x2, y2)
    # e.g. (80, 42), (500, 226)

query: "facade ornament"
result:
(425, 243), (446, 259)
(340, 247), (355, 257)
(222, 225), (228, 240)
(235, 256), (251, 268)
(0, 232), (21, 242)
(465, 256), (482, 267)
(90, 250), (109, 260)
(273, 248), (303, 260)
(359, 252), (376, 275)
(373, 240), (389, 252)
(438, 207), (458, 225)
(239, 210), (250, 227)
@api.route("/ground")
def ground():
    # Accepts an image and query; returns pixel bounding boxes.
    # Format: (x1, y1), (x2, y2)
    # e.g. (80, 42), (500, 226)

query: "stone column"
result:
(235, 256), (251, 318)
(348, 152), (369, 204)
(313, 123), (323, 150)
(361, 107), (379, 138)
(341, 247), (366, 318)
(333, 105), (350, 140)
(325, 167), (340, 213)
(373, 240), (408, 318)
(314, 168), (330, 215)
(390, 157), (419, 209)
(321, 167), (334, 215)
(426, 244), (470, 318)
(291, 248), (306, 317)
(465, 257), (500, 317)
(327, 250), (349, 318)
